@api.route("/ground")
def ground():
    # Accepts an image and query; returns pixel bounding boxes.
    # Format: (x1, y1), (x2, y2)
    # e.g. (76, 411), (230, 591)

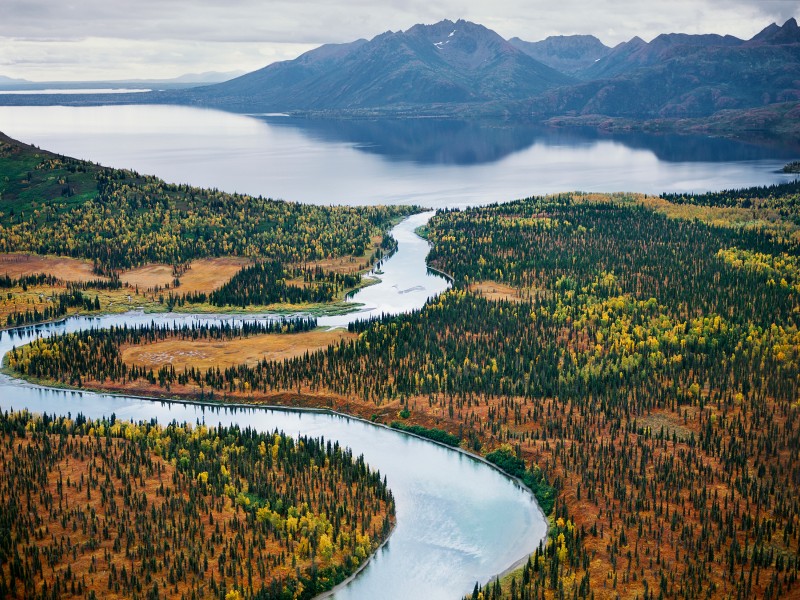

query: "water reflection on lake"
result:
(264, 116), (799, 165)
(0, 105), (796, 208)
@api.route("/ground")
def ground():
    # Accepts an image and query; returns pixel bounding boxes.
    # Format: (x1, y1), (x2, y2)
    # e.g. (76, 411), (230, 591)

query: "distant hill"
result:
(0, 71), (242, 91)
(508, 35), (611, 75)
(178, 19), (574, 111)
(153, 70), (244, 84)
(0, 75), (31, 85)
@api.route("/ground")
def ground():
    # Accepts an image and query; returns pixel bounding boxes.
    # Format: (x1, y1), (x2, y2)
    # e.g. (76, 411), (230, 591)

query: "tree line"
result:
(0, 409), (394, 600)
(660, 179), (800, 210)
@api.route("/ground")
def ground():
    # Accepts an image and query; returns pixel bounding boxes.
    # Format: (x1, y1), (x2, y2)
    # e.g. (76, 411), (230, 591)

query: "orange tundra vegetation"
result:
(10, 170), (800, 597)
(0, 411), (394, 600)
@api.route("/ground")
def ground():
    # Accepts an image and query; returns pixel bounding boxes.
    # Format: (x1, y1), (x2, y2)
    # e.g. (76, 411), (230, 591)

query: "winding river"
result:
(1, 102), (796, 597)
(0, 212), (547, 599)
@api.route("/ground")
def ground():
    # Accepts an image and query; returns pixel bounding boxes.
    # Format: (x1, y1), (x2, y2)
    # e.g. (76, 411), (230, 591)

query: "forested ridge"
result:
(15, 186), (800, 599)
(0, 134), (414, 274)
(0, 133), (409, 328)
(0, 410), (394, 600)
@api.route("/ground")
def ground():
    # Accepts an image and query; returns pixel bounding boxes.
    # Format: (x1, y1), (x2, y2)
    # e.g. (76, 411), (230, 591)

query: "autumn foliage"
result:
(0, 410), (394, 600)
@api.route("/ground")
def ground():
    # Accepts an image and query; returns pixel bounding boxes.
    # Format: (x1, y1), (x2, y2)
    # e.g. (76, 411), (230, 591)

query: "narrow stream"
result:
(0, 213), (547, 599)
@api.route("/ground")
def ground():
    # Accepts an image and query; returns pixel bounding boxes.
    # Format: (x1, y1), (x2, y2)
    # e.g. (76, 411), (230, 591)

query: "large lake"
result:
(0, 104), (797, 207)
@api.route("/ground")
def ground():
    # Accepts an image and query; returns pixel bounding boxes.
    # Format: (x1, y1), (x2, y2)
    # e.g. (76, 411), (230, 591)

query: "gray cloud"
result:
(0, 0), (797, 80)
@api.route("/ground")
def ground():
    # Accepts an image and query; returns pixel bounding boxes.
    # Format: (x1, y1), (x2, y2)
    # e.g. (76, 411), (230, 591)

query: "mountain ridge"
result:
(529, 18), (800, 120)
(178, 19), (574, 111)
(1, 17), (798, 143)
(508, 34), (611, 75)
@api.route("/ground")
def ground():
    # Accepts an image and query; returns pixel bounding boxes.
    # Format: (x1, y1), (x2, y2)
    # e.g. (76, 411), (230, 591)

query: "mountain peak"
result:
(509, 34), (611, 74)
(748, 17), (800, 45)
(189, 18), (572, 111)
(403, 18), (495, 40)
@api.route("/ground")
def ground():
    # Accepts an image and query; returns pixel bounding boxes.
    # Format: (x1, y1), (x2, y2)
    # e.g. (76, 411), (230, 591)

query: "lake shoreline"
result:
(1, 105), (795, 209)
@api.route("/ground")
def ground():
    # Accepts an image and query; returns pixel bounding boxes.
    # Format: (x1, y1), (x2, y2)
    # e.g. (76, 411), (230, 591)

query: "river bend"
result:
(0, 213), (547, 599)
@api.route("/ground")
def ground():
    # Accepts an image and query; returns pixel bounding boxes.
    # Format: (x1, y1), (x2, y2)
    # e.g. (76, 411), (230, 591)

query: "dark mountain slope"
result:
(579, 32), (744, 80)
(526, 19), (800, 119)
(508, 35), (611, 75)
(746, 16), (799, 45)
(177, 19), (574, 111)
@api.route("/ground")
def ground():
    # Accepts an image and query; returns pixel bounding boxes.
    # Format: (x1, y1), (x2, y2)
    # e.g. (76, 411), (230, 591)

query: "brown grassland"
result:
(118, 264), (175, 290)
(0, 253), (102, 282)
(467, 281), (526, 303)
(172, 259), (253, 294)
(121, 258), (252, 294)
(120, 329), (355, 371)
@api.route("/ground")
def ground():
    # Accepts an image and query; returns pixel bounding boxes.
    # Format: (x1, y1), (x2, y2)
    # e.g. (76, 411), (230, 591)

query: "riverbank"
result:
(0, 360), (547, 595)
(0, 408), (396, 600)
(0, 244), (392, 332)
(0, 345), (545, 600)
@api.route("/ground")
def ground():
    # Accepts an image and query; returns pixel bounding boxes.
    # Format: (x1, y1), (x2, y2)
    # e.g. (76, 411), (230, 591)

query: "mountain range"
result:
(172, 17), (799, 128)
(3, 17), (798, 139)
(178, 20), (573, 110)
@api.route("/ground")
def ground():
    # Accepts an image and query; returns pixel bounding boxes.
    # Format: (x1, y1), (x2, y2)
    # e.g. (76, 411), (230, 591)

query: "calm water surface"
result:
(0, 104), (796, 207)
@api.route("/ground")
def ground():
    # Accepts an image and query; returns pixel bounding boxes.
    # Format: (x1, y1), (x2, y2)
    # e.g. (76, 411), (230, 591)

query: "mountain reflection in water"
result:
(261, 116), (799, 166)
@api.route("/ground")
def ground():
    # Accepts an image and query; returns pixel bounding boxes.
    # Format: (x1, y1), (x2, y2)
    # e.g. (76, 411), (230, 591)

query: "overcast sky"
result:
(1, 0), (798, 81)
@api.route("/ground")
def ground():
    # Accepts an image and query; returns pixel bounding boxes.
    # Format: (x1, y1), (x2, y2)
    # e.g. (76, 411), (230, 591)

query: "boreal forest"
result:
(2, 134), (800, 599)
